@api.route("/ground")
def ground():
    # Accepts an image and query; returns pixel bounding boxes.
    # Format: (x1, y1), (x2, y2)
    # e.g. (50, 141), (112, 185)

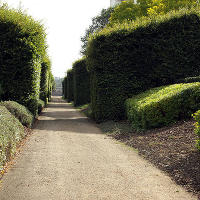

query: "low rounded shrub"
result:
(126, 83), (200, 130)
(0, 105), (25, 170)
(1, 101), (33, 128)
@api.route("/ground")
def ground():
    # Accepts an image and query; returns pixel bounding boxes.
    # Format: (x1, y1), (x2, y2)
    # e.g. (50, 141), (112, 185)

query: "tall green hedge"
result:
(47, 71), (55, 102)
(40, 56), (51, 105)
(67, 69), (74, 102)
(73, 58), (90, 106)
(0, 5), (47, 116)
(87, 7), (200, 122)
(63, 76), (68, 99)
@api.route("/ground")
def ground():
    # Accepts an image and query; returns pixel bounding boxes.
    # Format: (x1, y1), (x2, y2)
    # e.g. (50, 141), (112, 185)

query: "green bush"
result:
(63, 76), (68, 99)
(38, 99), (45, 114)
(193, 110), (200, 151)
(67, 69), (74, 102)
(87, 7), (200, 122)
(73, 58), (90, 106)
(0, 5), (48, 117)
(1, 101), (33, 128)
(126, 83), (200, 130)
(0, 105), (25, 170)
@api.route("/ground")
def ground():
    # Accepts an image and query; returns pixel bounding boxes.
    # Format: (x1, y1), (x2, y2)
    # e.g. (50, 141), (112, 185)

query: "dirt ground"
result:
(0, 97), (198, 200)
(98, 120), (200, 198)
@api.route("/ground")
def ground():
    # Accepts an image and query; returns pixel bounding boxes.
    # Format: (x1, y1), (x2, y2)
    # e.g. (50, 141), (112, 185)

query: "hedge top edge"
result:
(88, 6), (200, 40)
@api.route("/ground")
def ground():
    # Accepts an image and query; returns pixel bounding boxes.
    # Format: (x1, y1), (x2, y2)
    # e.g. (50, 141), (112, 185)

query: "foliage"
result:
(38, 99), (45, 114)
(139, 0), (198, 17)
(86, 7), (200, 122)
(80, 7), (114, 55)
(40, 56), (51, 105)
(109, 0), (199, 24)
(67, 69), (74, 102)
(126, 83), (200, 130)
(1, 101), (33, 128)
(47, 71), (55, 102)
(193, 110), (200, 151)
(109, 0), (142, 25)
(0, 5), (48, 117)
(63, 76), (68, 99)
(73, 57), (90, 106)
(0, 105), (25, 171)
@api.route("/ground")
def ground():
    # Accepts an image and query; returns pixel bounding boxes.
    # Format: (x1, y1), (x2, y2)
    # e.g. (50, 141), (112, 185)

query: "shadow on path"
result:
(33, 96), (99, 134)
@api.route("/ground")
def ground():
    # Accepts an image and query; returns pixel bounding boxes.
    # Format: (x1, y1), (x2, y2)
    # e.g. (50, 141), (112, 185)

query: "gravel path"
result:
(0, 96), (197, 200)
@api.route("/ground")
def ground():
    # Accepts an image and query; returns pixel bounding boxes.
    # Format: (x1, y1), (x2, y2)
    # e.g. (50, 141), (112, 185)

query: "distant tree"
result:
(80, 7), (114, 55)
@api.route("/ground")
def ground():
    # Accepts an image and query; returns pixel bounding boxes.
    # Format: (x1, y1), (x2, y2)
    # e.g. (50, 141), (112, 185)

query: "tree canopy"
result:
(80, 7), (114, 55)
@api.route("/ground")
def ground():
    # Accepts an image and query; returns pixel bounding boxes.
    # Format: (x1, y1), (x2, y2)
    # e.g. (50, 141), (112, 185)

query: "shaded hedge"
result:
(0, 105), (25, 170)
(87, 8), (200, 122)
(0, 5), (48, 117)
(73, 58), (90, 106)
(126, 83), (200, 130)
(1, 101), (33, 128)
(63, 76), (68, 99)
(40, 57), (51, 105)
(177, 76), (200, 83)
(67, 69), (74, 102)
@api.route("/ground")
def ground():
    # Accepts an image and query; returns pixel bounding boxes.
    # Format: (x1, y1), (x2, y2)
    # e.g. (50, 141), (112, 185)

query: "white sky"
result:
(2, 0), (110, 78)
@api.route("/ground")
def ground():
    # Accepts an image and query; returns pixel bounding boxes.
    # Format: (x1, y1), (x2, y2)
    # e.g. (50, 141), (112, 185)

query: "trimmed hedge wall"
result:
(67, 69), (74, 102)
(73, 58), (90, 106)
(40, 57), (51, 105)
(126, 83), (200, 130)
(0, 6), (48, 117)
(47, 71), (54, 102)
(87, 8), (200, 122)
(63, 76), (68, 99)
(0, 105), (25, 170)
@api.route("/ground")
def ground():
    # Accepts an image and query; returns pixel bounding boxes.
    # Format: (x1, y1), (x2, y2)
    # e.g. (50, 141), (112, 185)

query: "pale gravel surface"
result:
(0, 96), (197, 200)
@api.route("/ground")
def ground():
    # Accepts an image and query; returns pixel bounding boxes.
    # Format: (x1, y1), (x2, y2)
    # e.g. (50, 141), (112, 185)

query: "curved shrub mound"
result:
(126, 83), (200, 130)
(0, 105), (25, 170)
(87, 7), (200, 122)
(73, 58), (90, 106)
(0, 6), (47, 116)
(1, 101), (33, 128)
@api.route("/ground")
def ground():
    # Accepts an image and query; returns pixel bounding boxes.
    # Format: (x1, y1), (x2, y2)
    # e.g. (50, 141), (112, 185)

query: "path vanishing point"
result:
(0, 96), (197, 200)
